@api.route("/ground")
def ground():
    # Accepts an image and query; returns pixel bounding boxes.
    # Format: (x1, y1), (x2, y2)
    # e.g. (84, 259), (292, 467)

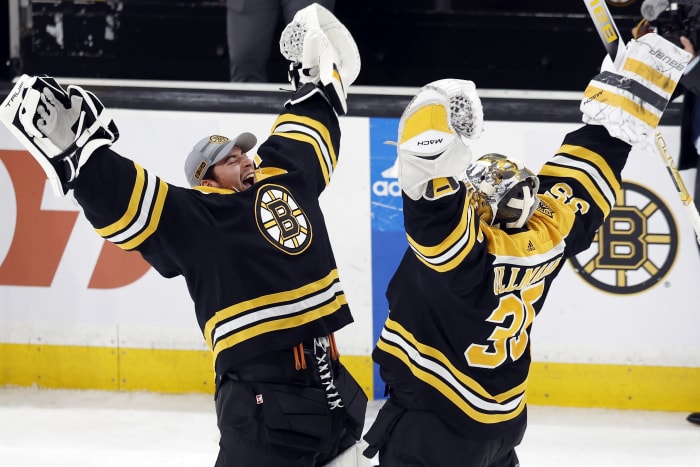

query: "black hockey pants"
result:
(363, 389), (524, 467)
(214, 342), (366, 467)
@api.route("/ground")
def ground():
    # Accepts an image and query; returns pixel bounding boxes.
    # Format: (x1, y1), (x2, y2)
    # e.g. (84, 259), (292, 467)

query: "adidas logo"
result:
(527, 240), (536, 252)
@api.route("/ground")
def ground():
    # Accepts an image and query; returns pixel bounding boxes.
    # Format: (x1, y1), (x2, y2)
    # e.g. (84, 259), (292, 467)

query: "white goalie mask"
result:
(464, 153), (540, 230)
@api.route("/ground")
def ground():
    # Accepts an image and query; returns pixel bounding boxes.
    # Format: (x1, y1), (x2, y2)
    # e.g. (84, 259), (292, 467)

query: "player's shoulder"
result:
(532, 194), (576, 230)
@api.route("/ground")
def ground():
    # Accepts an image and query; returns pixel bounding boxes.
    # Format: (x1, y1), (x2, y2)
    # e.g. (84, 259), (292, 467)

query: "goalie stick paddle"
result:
(582, 0), (700, 245)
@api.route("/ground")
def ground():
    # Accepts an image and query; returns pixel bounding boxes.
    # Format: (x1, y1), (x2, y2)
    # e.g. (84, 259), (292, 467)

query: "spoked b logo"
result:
(570, 181), (678, 294)
(255, 184), (312, 255)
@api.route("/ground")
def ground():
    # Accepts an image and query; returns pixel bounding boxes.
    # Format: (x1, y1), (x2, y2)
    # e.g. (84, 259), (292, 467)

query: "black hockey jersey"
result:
(373, 124), (630, 438)
(73, 93), (353, 376)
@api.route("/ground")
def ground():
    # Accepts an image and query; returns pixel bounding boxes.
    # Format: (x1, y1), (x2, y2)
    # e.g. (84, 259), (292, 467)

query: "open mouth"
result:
(241, 174), (256, 190)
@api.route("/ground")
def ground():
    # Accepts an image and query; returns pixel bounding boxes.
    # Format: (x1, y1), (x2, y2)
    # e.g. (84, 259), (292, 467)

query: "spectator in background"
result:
(226, 0), (336, 82)
(633, 18), (700, 429)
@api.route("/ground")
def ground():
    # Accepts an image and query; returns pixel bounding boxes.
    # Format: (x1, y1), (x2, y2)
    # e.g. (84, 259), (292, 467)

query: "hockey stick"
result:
(582, 0), (700, 245)
(582, 0), (627, 68)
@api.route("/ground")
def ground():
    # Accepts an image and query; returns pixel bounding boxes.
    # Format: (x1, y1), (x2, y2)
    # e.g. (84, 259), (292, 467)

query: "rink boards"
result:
(0, 81), (698, 411)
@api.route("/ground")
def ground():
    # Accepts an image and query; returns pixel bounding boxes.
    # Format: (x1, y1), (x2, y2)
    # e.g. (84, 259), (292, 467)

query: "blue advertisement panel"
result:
(369, 117), (406, 398)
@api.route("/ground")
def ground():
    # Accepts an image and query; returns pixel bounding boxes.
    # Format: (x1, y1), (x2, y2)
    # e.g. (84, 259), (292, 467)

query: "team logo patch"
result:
(255, 184), (312, 254)
(209, 135), (229, 144)
(536, 199), (554, 218)
(569, 181), (678, 294)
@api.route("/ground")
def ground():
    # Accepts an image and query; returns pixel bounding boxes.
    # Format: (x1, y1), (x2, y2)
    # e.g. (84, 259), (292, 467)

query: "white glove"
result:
(28, 86), (84, 155)
(397, 79), (483, 200)
(279, 3), (361, 115)
(0, 74), (119, 196)
(580, 33), (691, 151)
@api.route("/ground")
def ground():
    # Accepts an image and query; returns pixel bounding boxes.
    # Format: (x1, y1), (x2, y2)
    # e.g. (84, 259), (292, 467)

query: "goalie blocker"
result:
(580, 32), (690, 151)
(0, 74), (119, 197)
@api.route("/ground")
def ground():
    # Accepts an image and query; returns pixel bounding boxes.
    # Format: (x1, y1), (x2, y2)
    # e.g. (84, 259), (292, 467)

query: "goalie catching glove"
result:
(397, 79), (484, 201)
(580, 32), (691, 151)
(279, 3), (360, 116)
(0, 74), (119, 197)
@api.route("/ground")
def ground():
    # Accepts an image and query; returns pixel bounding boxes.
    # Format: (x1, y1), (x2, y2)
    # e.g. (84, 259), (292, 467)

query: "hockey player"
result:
(361, 32), (691, 466)
(0, 4), (369, 467)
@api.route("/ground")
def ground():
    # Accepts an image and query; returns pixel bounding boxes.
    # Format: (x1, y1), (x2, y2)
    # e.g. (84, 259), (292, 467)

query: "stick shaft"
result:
(582, 0), (625, 67)
(654, 133), (700, 243)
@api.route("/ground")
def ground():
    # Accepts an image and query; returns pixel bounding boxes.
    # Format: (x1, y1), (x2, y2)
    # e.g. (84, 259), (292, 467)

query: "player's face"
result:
(206, 146), (256, 192)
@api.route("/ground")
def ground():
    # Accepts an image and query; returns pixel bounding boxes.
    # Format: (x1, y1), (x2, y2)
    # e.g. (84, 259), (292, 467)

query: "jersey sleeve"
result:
(537, 124), (631, 255)
(401, 183), (489, 291)
(73, 147), (192, 278)
(255, 91), (341, 196)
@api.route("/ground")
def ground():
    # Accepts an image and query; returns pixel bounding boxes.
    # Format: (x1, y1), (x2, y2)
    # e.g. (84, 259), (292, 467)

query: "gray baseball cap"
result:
(184, 132), (257, 187)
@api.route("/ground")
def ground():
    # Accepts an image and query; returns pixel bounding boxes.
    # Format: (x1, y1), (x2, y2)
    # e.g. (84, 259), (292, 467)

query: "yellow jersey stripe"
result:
(118, 180), (169, 250)
(274, 132), (331, 186)
(204, 269), (341, 349)
(407, 202), (477, 272)
(94, 163), (146, 237)
(213, 294), (347, 358)
(272, 114), (337, 168)
(557, 144), (620, 195)
(384, 318), (527, 401)
(376, 338), (527, 424)
(539, 164), (614, 218)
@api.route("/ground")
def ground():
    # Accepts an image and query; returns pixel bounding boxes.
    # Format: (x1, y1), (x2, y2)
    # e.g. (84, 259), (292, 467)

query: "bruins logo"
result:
(569, 181), (678, 294)
(255, 184), (312, 254)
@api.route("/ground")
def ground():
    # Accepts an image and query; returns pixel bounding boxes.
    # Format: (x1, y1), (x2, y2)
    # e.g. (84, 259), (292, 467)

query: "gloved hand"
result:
(279, 3), (361, 115)
(27, 85), (85, 156)
(580, 33), (691, 151)
(0, 74), (119, 196)
(397, 79), (484, 200)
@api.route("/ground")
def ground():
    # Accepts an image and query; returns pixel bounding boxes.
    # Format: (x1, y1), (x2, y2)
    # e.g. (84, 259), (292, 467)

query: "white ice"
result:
(0, 386), (699, 466)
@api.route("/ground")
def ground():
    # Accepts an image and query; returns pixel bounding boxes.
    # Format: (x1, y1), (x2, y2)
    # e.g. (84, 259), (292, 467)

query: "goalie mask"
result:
(464, 153), (540, 230)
